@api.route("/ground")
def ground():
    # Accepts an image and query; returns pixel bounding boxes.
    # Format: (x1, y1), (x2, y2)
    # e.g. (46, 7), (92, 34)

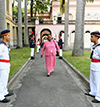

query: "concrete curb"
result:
(62, 57), (90, 88)
(7, 57), (31, 88)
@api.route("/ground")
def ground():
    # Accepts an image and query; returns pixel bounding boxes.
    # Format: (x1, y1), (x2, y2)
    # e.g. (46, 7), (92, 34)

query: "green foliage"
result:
(86, 0), (94, 2)
(13, 5), (18, 18)
(60, 0), (65, 14)
(13, 5), (25, 19)
(28, 0), (51, 15)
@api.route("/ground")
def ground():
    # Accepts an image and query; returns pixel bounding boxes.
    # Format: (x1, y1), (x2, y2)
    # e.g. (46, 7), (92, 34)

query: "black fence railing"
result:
(39, 20), (53, 24)
(12, 17), (100, 25)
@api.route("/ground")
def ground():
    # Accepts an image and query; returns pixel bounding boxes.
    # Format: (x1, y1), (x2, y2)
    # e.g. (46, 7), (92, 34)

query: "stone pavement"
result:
(0, 52), (100, 107)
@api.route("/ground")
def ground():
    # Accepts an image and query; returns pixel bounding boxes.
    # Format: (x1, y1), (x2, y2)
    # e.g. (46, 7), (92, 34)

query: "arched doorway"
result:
(40, 28), (52, 47)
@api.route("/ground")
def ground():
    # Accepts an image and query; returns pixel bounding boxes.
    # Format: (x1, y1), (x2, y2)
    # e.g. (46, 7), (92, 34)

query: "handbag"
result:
(53, 40), (59, 56)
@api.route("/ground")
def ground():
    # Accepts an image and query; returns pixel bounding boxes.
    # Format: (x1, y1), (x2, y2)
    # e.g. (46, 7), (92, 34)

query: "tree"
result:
(28, 0), (51, 18)
(60, 0), (65, 14)
(72, 0), (94, 56)
(60, 0), (69, 51)
(24, 0), (29, 46)
(30, 0), (33, 17)
(17, 0), (23, 48)
(0, 0), (5, 39)
(13, 5), (24, 20)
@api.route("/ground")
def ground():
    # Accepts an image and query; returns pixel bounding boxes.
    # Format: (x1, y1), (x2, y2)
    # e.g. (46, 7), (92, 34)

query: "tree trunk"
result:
(72, 0), (85, 56)
(63, 0), (69, 51)
(17, 0), (23, 48)
(24, 0), (29, 46)
(31, 0), (33, 18)
(0, 0), (5, 39)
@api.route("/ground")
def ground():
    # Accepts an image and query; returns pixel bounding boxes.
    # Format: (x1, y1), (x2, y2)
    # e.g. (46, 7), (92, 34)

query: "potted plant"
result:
(54, 15), (57, 20)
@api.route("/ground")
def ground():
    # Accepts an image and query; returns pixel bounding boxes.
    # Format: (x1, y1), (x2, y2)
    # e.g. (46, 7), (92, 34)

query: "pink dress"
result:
(41, 40), (60, 73)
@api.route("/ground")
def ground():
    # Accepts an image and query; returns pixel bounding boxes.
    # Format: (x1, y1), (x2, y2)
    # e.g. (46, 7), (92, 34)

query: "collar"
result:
(0, 41), (7, 46)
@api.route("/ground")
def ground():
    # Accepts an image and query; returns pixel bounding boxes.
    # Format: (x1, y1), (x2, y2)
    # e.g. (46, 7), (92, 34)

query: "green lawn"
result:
(9, 48), (91, 80)
(63, 51), (91, 79)
(9, 47), (36, 78)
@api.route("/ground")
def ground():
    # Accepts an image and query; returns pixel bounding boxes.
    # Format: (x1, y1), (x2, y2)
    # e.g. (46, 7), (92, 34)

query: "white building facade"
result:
(35, 0), (100, 49)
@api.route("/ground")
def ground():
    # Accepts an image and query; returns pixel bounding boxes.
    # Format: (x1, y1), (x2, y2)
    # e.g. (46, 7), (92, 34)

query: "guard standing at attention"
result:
(58, 35), (63, 59)
(0, 30), (14, 103)
(37, 38), (40, 53)
(30, 35), (35, 59)
(85, 31), (100, 103)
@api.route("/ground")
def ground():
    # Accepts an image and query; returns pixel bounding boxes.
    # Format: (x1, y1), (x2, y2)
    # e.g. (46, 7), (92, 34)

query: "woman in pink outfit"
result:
(41, 34), (60, 77)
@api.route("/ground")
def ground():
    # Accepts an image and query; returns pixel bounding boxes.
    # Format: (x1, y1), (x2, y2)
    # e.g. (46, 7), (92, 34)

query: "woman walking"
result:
(41, 34), (60, 77)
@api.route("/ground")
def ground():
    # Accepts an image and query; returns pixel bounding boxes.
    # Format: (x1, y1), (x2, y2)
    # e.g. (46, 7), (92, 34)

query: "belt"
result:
(0, 59), (10, 63)
(91, 58), (100, 63)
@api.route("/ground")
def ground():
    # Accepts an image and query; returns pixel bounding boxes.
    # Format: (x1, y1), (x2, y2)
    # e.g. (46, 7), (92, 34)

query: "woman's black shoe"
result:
(47, 74), (50, 77)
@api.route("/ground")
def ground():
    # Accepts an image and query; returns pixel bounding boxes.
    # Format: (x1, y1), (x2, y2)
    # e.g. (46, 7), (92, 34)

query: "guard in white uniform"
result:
(37, 38), (40, 53)
(30, 35), (35, 59)
(0, 30), (13, 103)
(58, 35), (63, 59)
(85, 31), (100, 103)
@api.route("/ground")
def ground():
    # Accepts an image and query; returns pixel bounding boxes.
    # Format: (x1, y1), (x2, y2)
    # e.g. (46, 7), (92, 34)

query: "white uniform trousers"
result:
(31, 48), (34, 57)
(59, 49), (62, 57)
(89, 70), (100, 101)
(37, 45), (40, 53)
(0, 68), (10, 100)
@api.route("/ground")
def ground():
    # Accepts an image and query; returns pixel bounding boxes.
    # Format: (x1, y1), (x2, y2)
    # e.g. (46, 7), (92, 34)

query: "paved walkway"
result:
(0, 52), (99, 107)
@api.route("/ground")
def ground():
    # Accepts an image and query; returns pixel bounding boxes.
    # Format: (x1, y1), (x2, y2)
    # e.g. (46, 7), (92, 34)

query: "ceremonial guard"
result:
(0, 30), (13, 103)
(58, 35), (63, 59)
(30, 35), (35, 59)
(36, 38), (40, 53)
(85, 31), (100, 103)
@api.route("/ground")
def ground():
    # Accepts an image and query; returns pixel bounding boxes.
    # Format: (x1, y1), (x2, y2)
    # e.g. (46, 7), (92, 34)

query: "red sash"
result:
(91, 58), (100, 63)
(0, 59), (10, 63)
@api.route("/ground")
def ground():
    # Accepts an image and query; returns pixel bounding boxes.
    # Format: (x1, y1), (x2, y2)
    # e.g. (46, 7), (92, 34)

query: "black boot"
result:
(31, 57), (34, 59)
(59, 56), (62, 59)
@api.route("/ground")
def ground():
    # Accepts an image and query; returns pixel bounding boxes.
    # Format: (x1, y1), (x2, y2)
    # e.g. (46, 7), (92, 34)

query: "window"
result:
(86, 14), (91, 20)
(94, 14), (99, 20)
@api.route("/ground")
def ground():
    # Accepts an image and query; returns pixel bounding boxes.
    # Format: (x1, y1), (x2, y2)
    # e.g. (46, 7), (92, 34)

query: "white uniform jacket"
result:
(91, 44), (100, 71)
(0, 41), (10, 69)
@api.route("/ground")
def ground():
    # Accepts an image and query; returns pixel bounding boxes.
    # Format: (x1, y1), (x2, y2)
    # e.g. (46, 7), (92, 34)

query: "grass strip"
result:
(9, 47), (36, 78)
(63, 51), (91, 79)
